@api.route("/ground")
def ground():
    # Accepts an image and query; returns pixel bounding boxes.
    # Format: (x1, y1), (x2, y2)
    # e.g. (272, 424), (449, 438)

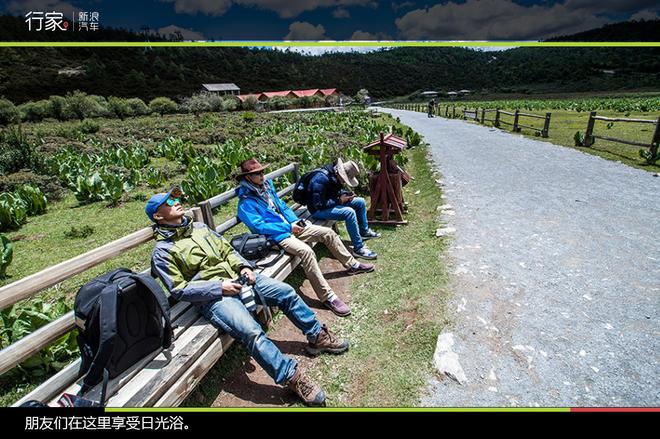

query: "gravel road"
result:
(377, 108), (659, 407)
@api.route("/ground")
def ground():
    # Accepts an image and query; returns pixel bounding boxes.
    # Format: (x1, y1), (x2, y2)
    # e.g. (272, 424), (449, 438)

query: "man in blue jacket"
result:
(307, 158), (381, 260)
(236, 158), (375, 317)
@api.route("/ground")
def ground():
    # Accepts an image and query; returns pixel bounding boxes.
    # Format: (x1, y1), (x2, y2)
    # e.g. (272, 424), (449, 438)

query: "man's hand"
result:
(292, 223), (304, 236)
(339, 193), (355, 204)
(240, 267), (256, 285)
(222, 281), (242, 296)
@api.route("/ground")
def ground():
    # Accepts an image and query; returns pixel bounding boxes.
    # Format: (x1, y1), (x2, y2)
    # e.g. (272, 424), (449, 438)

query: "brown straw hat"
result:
(335, 158), (360, 187)
(236, 158), (270, 179)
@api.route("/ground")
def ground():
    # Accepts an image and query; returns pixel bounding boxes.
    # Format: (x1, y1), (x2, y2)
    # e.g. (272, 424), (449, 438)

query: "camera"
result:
(235, 274), (256, 312)
(298, 218), (307, 227)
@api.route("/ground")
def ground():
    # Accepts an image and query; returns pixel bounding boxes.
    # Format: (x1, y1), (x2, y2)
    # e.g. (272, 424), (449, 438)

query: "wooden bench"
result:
(1, 163), (335, 407)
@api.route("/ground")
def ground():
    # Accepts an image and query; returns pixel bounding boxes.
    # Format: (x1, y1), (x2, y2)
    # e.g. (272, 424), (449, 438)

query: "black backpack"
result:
(74, 268), (173, 405)
(292, 168), (329, 205)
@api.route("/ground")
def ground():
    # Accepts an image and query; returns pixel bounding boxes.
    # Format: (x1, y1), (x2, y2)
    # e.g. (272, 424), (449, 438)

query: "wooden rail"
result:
(584, 111), (660, 158)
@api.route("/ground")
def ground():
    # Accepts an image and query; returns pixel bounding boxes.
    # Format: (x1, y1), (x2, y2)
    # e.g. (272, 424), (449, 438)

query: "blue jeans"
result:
(312, 197), (369, 250)
(200, 273), (321, 384)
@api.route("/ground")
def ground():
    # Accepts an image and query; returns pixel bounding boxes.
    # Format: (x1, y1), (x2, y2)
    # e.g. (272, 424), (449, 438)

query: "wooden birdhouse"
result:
(363, 132), (408, 225)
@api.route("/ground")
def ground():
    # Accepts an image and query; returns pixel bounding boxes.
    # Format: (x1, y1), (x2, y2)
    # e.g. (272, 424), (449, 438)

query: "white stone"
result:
(436, 227), (456, 237)
(438, 204), (453, 210)
(433, 332), (468, 385)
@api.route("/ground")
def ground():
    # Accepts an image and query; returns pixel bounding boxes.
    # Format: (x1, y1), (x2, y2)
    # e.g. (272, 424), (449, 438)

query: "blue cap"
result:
(145, 187), (180, 222)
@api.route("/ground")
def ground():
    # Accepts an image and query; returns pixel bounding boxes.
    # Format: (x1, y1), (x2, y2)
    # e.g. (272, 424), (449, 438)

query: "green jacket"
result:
(150, 216), (252, 304)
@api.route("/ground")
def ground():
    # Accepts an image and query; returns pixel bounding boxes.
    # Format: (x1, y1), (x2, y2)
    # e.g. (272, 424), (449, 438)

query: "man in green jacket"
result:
(147, 186), (347, 406)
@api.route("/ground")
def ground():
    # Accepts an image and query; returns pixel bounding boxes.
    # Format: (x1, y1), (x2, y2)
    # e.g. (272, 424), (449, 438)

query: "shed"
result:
(202, 83), (241, 95)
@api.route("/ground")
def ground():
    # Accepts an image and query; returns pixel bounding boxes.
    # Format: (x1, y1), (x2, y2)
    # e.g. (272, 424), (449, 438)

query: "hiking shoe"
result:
(306, 324), (349, 356)
(347, 262), (375, 276)
(352, 246), (377, 260)
(323, 296), (352, 317)
(286, 368), (326, 407)
(361, 229), (381, 240)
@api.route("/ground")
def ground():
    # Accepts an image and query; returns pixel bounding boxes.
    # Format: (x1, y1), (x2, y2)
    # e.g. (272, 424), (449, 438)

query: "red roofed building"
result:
(292, 89), (324, 98)
(236, 93), (264, 102)
(262, 90), (296, 99)
(319, 88), (338, 96)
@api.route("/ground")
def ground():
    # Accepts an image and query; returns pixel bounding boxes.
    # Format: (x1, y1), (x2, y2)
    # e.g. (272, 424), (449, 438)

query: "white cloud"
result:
(160, 0), (374, 18)
(350, 30), (391, 40)
(274, 46), (386, 55)
(333, 7), (350, 18)
(629, 9), (660, 20)
(158, 24), (206, 40)
(284, 21), (327, 40)
(395, 0), (611, 40)
(563, 0), (660, 14)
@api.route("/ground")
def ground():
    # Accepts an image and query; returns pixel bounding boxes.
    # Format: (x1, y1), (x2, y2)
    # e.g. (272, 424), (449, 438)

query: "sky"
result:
(2, 0), (659, 41)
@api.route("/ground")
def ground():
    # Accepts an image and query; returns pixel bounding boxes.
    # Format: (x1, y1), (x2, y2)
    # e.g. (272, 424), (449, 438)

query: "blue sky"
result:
(3, 0), (659, 41)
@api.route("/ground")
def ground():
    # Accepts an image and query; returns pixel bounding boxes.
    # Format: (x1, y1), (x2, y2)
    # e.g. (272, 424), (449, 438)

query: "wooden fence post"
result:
(650, 115), (660, 159)
(584, 111), (597, 147)
(513, 110), (520, 132)
(542, 112), (551, 138)
(452, 106), (456, 118)
(190, 206), (203, 224)
(197, 201), (216, 230)
(445, 106), (449, 117)
(494, 108), (500, 127)
(474, 108), (479, 121)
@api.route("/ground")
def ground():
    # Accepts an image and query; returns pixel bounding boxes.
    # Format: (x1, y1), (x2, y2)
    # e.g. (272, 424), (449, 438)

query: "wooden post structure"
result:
(513, 109), (521, 132)
(542, 112), (551, 138)
(364, 133), (407, 225)
(494, 108), (500, 127)
(445, 106), (449, 117)
(584, 111), (597, 147)
(650, 115), (660, 159)
(197, 201), (216, 230)
(452, 106), (456, 118)
(481, 109), (485, 124)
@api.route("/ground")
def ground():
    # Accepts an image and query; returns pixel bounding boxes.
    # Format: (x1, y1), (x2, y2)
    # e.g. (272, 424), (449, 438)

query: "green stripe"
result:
(0, 41), (658, 47)
(105, 407), (571, 413)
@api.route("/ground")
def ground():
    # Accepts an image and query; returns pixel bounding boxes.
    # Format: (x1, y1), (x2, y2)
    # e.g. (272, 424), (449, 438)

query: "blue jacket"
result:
(237, 179), (299, 243)
(307, 164), (343, 214)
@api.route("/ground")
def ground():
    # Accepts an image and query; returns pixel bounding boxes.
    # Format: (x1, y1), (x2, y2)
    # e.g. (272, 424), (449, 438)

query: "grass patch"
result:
(308, 143), (450, 407)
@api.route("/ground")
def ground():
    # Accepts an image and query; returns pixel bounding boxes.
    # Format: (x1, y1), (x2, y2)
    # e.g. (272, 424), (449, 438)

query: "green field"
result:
(390, 95), (660, 172)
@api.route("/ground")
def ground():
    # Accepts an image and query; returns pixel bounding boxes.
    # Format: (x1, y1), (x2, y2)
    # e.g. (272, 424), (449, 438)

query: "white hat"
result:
(335, 158), (360, 187)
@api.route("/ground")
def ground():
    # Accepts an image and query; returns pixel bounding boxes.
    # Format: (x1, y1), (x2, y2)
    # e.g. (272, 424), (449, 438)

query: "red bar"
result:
(571, 407), (660, 412)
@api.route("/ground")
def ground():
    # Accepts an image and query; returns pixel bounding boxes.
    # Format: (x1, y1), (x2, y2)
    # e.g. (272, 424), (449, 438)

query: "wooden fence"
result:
(583, 111), (660, 157)
(390, 103), (552, 138)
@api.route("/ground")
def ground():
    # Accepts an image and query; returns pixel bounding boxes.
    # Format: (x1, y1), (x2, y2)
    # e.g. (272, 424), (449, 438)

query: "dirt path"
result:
(209, 258), (351, 407)
(378, 108), (659, 407)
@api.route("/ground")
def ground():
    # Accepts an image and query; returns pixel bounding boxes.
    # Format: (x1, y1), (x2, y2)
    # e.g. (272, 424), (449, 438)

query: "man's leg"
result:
(253, 273), (321, 343)
(254, 273), (348, 354)
(296, 224), (358, 268)
(345, 197), (370, 237)
(312, 205), (364, 250)
(278, 235), (335, 302)
(200, 296), (296, 385)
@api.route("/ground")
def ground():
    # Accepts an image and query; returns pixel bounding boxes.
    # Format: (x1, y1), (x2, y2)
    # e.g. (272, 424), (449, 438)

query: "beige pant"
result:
(278, 224), (358, 302)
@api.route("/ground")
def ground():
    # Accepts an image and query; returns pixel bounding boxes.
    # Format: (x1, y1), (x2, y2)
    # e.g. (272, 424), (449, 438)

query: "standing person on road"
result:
(306, 158), (381, 260)
(236, 158), (375, 318)
(428, 98), (436, 118)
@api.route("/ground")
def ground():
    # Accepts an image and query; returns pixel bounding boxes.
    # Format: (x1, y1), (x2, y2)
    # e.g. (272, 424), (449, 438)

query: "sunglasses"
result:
(249, 171), (265, 176)
(166, 197), (181, 206)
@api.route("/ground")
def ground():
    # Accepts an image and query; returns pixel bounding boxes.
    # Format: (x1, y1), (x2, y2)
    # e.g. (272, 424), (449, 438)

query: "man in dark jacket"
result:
(236, 158), (375, 317)
(307, 158), (380, 260)
(147, 186), (347, 406)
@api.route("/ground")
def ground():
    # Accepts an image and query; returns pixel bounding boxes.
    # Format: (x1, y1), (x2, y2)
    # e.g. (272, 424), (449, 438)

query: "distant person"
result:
(236, 158), (375, 317)
(428, 98), (436, 118)
(305, 158), (380, 260)
(147, 186), (348, 407)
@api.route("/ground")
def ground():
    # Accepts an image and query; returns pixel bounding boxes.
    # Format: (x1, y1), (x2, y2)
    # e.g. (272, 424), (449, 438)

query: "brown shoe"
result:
(306, 324), (349, 356)
(286, 368), (326, 407)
